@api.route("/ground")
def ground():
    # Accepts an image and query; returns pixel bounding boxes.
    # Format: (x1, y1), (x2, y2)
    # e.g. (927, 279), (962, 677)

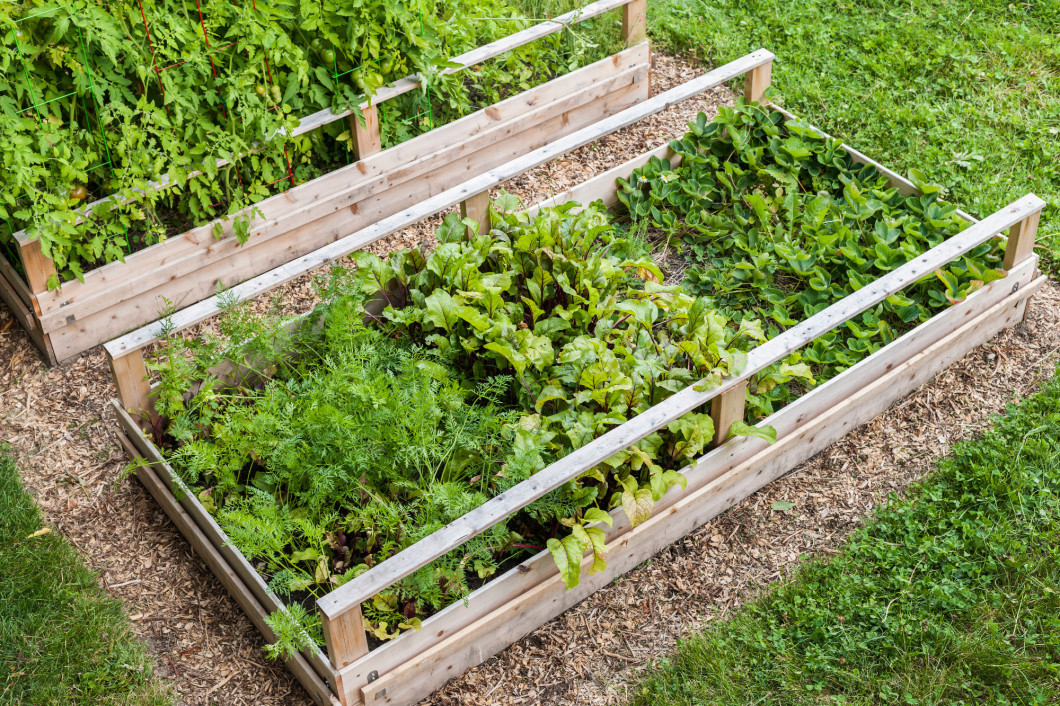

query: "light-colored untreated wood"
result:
(355, 274), (1044, 706)
(111, 412), (341, 706)
(315, 192), (1043, 623)
(460, 191), (492, 237)
(1003, 208), (1041, 271)
(103, 49), (775, 361)
(622, 0), (647, 44)
(352, 105), (382, 160)
(744, 60), (772, 103)
(113, 401), (339, 686)
(710, 381), (747, 447)
(321, 604), (369, 671)
(107, 348), (151, 420)
(18, 239), (57, 295)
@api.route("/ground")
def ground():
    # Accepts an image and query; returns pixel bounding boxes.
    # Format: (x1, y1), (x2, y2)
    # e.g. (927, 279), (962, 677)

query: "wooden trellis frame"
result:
(106, 47), (1045, 706)
(0, 0), (650, 365)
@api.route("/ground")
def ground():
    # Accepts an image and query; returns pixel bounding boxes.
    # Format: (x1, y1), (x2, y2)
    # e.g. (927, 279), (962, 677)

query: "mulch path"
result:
(2, 51), (1058, 706)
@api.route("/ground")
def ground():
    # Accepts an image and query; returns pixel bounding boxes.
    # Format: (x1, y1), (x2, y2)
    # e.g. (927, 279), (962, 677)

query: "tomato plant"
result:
(0, 0), (617, 287)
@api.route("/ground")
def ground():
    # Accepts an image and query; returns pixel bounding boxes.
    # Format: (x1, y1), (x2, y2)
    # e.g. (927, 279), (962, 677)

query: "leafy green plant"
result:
(0, 0), (616, 285)
(616, 103), (1006, 418)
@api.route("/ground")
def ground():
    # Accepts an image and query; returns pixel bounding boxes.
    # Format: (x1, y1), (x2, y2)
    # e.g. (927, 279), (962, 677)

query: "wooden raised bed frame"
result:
(106, 49), (1046, 706)
(0, 0), (650, 365)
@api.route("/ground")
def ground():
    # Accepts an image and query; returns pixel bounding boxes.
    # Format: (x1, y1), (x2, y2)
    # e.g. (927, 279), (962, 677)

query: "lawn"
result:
(0, 446), (171, 705)
(627, 3), (1060, 703)
(649, 0), (1059, 269)
(633, 365), (1060, 705)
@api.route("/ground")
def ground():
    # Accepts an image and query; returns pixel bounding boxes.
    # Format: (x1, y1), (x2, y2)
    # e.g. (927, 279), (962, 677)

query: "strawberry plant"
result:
(616, 102), (1006, 418)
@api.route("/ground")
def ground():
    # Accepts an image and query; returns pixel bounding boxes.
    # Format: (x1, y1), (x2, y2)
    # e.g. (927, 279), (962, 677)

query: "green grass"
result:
(0, 447), (171, 705)
(648, 0), (1060, 271)
(632, 367), (1060, 705)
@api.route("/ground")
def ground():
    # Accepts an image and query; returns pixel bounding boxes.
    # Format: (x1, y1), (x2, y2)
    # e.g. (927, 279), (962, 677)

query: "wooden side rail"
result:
(9, 0), (641, 260)
(456, 0), (656, 234)
(313, 192), (1044, 638)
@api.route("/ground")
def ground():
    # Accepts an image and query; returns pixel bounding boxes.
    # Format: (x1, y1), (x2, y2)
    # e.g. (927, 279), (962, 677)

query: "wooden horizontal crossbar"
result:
(102, 48), (776, 359)
(10, 0), (636, 250)
(314, 191), (1045, 621)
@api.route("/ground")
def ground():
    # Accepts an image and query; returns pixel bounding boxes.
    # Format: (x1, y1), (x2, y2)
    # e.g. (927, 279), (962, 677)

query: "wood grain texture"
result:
(744, 60), (772, 103)
(112, 406), (341, 706)
(1003, 209), (1041, 271)
(357, 275), (1044, 706)
(710, 381), (747, 447)
(329, 255), (1042, 705)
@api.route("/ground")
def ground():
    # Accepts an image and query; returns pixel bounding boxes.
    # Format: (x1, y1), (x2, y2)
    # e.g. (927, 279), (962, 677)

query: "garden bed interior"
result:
(105, 49), (1045, 706)
(0, 0), (650, 366)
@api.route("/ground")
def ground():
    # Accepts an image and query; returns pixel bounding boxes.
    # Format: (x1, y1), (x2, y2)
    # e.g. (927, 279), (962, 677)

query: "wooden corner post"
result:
(710, 380), (747, 448)
(319, 603), (369, 705)
(351, 103), (382, 161)
(622, 0), (647, 45)
(18, 237), (58, 294)
(460, 191), (492, 238)
(744, 58), (773, 104)
(1002, 204), (1041, 271)
(106, 349), (153, 423)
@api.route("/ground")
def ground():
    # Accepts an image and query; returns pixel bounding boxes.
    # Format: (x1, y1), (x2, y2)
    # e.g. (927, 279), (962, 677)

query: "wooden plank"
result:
(744, 60), (772, 103)
(106, 349), (152, 421)
(315, 192), (1043, 622)
(111, 410), (342, 706)
(1003, 208), (1041, 270)
(0, 266), (35, 331)
(113, 402), (340, 688)
(47, 71), (650, 359)
(525, 143), (680, 215)
(103, 48), (776, 362)
(331, 256), (1042, 706)
(622, 0), (647, 44)
(36, 44), (651, 323)
(358, 276), (1044, 706)
(460, 191), (492, 237)
(0, 252), (32, 309)
(18, 238), (57, 295)
(710, 381), (746, 447)
(352, 105), (382, 160)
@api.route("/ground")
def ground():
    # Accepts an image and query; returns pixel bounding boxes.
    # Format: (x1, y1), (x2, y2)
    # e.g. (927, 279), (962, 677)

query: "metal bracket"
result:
(367, 670), (378, 683)
(1012, 281), (1020, 293)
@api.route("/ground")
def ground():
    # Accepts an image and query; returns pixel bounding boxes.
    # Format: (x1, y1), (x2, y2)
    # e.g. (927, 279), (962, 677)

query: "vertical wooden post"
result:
(18, 238), (58, 294)
(621, 0), (647, 45)
(460, 191), (492, 238)
(744, 60), (773, 104)
(710, 381), (747, 448)
(107, 349), (153, 420)
(1002, 208), (1041, 271)
(320, 603), (369, 705)
(351, 103), (382, 161)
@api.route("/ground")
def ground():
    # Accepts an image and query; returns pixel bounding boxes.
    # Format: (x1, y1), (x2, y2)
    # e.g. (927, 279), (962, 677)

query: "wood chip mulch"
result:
(2, 51), (1058, 706)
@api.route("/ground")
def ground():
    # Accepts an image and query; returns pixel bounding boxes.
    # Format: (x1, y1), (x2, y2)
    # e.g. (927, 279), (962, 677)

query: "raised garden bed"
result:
(106, 49), (1046, 706)
(0, 0), (649, 365)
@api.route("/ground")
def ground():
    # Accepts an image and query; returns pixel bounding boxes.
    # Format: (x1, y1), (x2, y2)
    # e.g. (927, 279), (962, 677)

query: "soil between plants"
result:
(1, 53), (1058, 706)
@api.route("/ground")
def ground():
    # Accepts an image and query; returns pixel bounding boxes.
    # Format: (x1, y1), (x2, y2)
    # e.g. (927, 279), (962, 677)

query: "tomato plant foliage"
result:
(144, 103), (1007, 657)
(0, 0), (618, 286)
